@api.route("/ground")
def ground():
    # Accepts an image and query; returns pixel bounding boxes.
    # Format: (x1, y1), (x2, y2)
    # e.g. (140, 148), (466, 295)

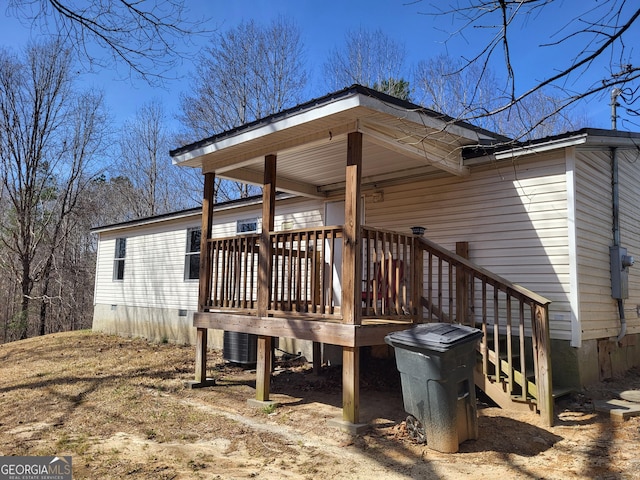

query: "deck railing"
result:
(415, 235), (553, 426)
(270, 226), (343, 316)
(207, 234), (260, 311)
(360, 227), (414, 319)
(204, 226), (343, 317)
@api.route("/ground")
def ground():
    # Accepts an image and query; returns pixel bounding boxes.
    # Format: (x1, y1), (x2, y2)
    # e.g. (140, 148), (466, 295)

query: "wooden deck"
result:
(192, 139), (553, 428)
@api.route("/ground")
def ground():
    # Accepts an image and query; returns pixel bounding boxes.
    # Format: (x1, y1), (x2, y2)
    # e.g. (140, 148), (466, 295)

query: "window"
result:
(113, 238), (126, 281)
(184, 227), (201, 280)
(237, 218), (258, 234)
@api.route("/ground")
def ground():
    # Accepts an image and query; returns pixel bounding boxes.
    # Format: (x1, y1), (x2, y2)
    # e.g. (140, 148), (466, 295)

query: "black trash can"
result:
(385, 322), (482, 453)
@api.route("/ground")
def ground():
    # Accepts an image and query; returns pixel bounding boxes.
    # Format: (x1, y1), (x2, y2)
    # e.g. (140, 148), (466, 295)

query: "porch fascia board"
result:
(172, 98), (365, 166)
(193, 312), (412, 347)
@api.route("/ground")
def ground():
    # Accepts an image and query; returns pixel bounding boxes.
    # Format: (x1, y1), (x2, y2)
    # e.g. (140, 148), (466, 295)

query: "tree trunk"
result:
(19, 276), (31, 340)
(39, 266), (52, 336)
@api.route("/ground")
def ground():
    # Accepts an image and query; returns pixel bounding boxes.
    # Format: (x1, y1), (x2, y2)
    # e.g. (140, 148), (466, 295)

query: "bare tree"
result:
(116, 99), (197, 218)
(415, 53), (587, 139)
(418, 0), (640, 133)
(324, 27), (409, 95)
(179, 16), (308, 201)
(6, 0), (208, 84)
(0, 41), (107, 339)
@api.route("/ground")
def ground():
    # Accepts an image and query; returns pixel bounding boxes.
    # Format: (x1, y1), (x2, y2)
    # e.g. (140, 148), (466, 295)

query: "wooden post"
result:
(412, 236), (424, 323)
(312, 342), (322, 375)
(342, 131), (363, 325)
(199, 172), (215, 311)
(191, 172), (215, 387)
(342, 132), (363, 425)
(342, 346), (360, 423)
(256, 154), (277, 402)
(532, 303), (554, 426)
(255, 336), (273, 401)
(194, 327), (208, 382)
(456, 241), (469, 325)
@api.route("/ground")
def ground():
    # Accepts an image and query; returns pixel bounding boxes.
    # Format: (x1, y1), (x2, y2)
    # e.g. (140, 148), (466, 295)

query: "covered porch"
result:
(170, 86), (553, 428)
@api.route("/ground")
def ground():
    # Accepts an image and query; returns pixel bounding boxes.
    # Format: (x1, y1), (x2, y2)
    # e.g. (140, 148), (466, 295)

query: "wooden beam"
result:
(255, 336), (272, 401)
(219, 167), (326, 199)
(258, 155), (276, 316)
(317, 165), (445, 194)
(256, 154), (277, 403)
(193, 312), (413, 347)
(194, 312), (354, 346)
(312, 342), (322, 374)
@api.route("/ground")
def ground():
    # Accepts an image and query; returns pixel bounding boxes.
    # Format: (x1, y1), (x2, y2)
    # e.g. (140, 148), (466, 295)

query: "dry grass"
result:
(1, 330), (639, 479)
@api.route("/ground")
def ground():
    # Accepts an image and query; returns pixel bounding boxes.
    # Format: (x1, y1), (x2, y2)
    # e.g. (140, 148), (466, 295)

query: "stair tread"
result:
(552, 386), (575, 398)
(511, 394), (537, 404)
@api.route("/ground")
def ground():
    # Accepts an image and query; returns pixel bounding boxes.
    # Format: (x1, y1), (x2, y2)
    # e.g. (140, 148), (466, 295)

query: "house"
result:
(94, 84), (640, 430)
(92, 193), (328, 356)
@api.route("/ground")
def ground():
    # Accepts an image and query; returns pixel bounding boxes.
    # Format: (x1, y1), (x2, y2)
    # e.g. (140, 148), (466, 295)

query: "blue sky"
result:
(1, 0), (638, 133)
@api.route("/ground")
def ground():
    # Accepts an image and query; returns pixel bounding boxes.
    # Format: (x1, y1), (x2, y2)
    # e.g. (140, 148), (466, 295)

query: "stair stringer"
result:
(473, 368), (538, 414)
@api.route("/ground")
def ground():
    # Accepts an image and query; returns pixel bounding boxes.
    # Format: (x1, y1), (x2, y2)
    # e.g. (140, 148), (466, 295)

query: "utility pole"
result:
(611, 88), (622, 130)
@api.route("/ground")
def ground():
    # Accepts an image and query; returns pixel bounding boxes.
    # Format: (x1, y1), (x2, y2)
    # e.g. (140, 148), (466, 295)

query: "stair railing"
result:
(415, 235), (554, 426)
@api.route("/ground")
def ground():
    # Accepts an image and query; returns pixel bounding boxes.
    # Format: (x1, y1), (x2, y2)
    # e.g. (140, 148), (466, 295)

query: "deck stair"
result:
(474, 332), (538, 412)
(414, 235), (554, 425)
(476, 332), (573, 410)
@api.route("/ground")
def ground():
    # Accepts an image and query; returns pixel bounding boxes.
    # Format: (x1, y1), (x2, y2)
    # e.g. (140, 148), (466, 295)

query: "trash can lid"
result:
(385, 323), (482, 352)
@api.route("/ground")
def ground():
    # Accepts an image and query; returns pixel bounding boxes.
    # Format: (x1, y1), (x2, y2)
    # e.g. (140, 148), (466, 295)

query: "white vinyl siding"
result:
(619, 148), (640, 336)
(95, 223), (199, 310)
(574, 149), (614, 341)
(364, 152), (573, 340)
(575, 148), (640, 341)
(94, 198), (324, 311)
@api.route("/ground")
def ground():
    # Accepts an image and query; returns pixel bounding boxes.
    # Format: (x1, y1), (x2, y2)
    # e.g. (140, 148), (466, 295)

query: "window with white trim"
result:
(184, 227), (201, 280)
(113, 238), (126, 281)
(236, 218), (258, 234)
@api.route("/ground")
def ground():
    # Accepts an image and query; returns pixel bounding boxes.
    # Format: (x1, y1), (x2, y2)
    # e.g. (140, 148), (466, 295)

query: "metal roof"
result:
(91, 193), (295, 234)
(463, 128), (640, 161)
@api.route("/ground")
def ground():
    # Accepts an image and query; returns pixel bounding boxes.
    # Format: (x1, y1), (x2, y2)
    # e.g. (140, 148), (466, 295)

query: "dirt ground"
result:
(1, 331), (639, 479)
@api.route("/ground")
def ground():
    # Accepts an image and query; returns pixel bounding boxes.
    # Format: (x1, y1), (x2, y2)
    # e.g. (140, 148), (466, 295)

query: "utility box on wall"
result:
(610, 245), (635, 300)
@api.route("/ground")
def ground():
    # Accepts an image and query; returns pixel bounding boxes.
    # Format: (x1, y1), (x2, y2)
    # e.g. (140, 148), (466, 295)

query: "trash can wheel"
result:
(405, 415), (426, 444)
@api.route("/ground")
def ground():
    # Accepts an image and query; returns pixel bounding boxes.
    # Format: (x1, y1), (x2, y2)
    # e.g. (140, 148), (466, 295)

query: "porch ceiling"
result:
(171, 87), (488, 198)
